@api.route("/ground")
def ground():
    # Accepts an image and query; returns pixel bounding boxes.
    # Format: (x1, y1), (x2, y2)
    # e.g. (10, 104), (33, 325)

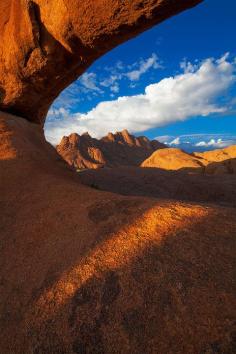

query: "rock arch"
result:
(2, 3), (236, 354)
(0, 0), (202, 124)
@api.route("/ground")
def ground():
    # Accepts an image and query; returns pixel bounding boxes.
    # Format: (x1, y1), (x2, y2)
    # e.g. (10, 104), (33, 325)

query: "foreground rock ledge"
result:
(0, 0), (202, 124)
(1, 112), (236, 353)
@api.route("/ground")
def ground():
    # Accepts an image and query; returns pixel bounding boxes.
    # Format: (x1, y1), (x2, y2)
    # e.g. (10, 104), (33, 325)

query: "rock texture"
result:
(141, 147), (204, 171)
(194, 145), (236, 174)
(141, 146), (236, 174)
(194, 145), (236, 162)
(2, 1), (236, 353)
(57, 130), (165, 169)
(79, 165), (236, 206)
(57, 132), (236, 173)
(1, 112), (236, 353)
(0, 0), (203, 124)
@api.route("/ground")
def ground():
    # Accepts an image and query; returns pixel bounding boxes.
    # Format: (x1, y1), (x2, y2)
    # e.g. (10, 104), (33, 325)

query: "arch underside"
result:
(0, 0), (203, 124)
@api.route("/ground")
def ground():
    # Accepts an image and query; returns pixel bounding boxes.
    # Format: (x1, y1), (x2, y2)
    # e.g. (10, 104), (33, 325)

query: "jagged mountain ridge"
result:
(57, 129), (236, 174)
(57, 129), (166, 169)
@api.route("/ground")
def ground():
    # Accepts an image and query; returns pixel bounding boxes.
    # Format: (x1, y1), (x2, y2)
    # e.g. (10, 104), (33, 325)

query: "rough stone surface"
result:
(141, 146), (236, 174)
(79, 164), (236, 205)
(1, 112), (236, 353)
(195, 146), (236, 174)
(57, 129), (165, 169)
(0, 0), (203, 124)
(3, 1), (235, 353)
(141, 147), (204, 171)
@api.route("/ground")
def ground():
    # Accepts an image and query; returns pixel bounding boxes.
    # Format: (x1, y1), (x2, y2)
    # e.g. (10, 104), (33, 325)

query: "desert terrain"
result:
(1, 111), (236, 353)
(58, 130), (236, 206)
(1, 0), (236, 353)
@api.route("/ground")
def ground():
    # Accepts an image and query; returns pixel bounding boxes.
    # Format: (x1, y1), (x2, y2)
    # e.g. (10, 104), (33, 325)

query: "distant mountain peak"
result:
(82, 132), (92, 138)
(57, 129), (166, 169)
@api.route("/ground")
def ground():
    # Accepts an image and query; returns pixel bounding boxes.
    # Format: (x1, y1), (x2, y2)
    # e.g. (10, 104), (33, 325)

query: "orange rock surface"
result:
(141, 146), (236, 174)
(57, 130), (165, 169)
(1, 1), (236, 353)
(79, 165), (236, 205)
(141, 147), (204, 171)
(0, 0), (202, 123)
(1, 112), (236, 353)
(195, 145), (236, 162)
(195, 146), (236, 174)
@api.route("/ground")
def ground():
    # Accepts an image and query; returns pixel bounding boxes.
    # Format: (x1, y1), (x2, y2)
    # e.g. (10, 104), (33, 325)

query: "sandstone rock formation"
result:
(141, 147), (204, 171)
(194, 145), (236, 162)
(58, 131), (236, 174)
(0, 0), (202, 124)
(57, 130), (165, 169)
(194, 145), (236, 174)
(78, 145), (236, 203)
(1, 112), (236, 353)
(79, 165), (236, 206)
(2, 1), (236, 353)
(141, 146), (236, 174)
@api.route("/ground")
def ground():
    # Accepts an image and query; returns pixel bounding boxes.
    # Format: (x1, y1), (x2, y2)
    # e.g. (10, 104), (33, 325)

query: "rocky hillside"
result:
(57, 129), (166, 169)
(194, 145), (236, 174)
(58, 131), (236, 174)
(142, 145), (236, 174)
(141, 148), (204, 171)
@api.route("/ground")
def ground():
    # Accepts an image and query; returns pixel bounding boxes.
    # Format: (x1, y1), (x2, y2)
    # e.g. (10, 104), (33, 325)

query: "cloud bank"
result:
(45, 54), (236, 145)
(156, 133), (236, 152)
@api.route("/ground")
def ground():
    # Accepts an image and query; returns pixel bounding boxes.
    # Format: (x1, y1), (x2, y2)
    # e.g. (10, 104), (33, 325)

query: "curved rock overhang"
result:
(0, 0), (203, 125)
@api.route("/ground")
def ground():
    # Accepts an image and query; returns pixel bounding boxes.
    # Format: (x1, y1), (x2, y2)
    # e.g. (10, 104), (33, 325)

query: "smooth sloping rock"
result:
(194, 145), (236, 163)
(141, 147), (204, 171)
(0, 0), (203, 124)
(141, 146), (236, 175)
(1, 112), (236, 353)
(79, 165), (236, 205)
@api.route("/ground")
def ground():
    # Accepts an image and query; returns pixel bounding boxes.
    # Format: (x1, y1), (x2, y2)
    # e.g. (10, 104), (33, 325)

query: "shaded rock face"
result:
(78, 146), (236, 204)
(194, 146), (236, 175)
(57, 129), (166, 169)
(0, 0), (203, 124)
(79, 164), (236, 206)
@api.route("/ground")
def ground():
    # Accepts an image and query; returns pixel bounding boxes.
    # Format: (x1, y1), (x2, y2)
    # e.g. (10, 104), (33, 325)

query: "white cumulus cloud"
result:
(195, 138), (226, 148)
(45, 54), (236, 145)
(155, 134), (236, 152)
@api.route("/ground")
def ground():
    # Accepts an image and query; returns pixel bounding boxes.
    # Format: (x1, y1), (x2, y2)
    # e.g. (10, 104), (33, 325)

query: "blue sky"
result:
(45, 0), (236, 151)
